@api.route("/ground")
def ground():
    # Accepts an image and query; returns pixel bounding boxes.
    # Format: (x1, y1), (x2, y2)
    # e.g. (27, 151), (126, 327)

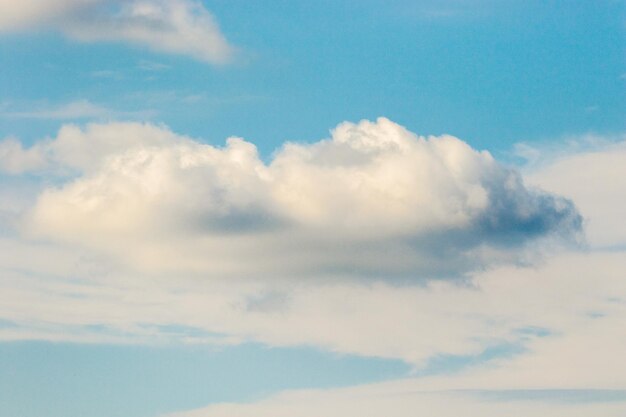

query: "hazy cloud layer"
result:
(2, 244), (624, 371)
(1, 118), (581, 278)
(0, 0), (233, 64)
(167, 387), (626, 417)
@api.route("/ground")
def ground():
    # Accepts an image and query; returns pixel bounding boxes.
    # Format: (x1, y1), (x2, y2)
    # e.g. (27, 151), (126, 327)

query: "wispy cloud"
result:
(389, 0), (499, 22)
(137, 60), (171, 72)
(165, 387), (626, 417)
(0, 0), (234, 64)
(1, 99), (156, 121)
(3, 100), (113, 120)
(121, 89), (272, 107)
(90, 69), (124, 79)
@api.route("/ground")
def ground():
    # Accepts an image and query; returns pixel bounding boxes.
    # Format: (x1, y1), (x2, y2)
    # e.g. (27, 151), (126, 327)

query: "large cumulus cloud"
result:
(2, 117), (581, 279)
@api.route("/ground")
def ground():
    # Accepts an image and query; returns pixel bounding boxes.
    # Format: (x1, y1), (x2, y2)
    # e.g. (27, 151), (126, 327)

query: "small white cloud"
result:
(137, 60), (171, 72)
(3, 100), (113, 120)
(0, 137), (48, 174)
(0, 99), (156, 123)
(0, 0), (98, 31)
(0, 0), (234, 64)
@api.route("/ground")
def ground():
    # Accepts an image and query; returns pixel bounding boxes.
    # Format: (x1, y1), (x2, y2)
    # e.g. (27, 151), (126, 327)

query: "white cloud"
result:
(2, 243), (624, 373)
(0, 0), (98, 31)
(0, 120), (171, 174)
(524, 139), (626, 248)
(0, 137), (48, 174)
(1, 123), (624, 412)
(2, 118), (581, 278)
(0, 0), (233, 64)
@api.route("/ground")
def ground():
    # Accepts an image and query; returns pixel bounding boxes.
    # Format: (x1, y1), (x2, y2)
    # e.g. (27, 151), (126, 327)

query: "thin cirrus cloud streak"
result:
(166, 387), (626, 417)
(0, 0), (234, 64)
(0, 118), (581, 279)
(166, 389), (626, 417)
(0, 99), (157, 122)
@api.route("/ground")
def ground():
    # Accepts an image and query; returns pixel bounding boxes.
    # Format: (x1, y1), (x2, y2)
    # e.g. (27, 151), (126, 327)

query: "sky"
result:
(0, 1), (624, 416)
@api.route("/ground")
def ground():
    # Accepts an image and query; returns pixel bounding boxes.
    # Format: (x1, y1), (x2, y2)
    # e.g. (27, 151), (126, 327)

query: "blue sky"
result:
(1, 0), (623, 155)
(0, 1), (625, 417)
(0, 341), (408, 417)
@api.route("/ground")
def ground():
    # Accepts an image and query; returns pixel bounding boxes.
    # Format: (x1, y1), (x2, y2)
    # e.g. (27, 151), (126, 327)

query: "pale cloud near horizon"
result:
(1, 244), (624, 373)
(0, 0), (234, 64)
(0, 118), (580, 279)
(166, 387), (626, 417)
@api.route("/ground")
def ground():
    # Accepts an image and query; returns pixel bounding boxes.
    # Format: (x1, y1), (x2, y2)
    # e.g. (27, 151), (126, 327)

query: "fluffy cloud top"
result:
(0, 0), (233, 64)
(2, 118), (581, 278)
